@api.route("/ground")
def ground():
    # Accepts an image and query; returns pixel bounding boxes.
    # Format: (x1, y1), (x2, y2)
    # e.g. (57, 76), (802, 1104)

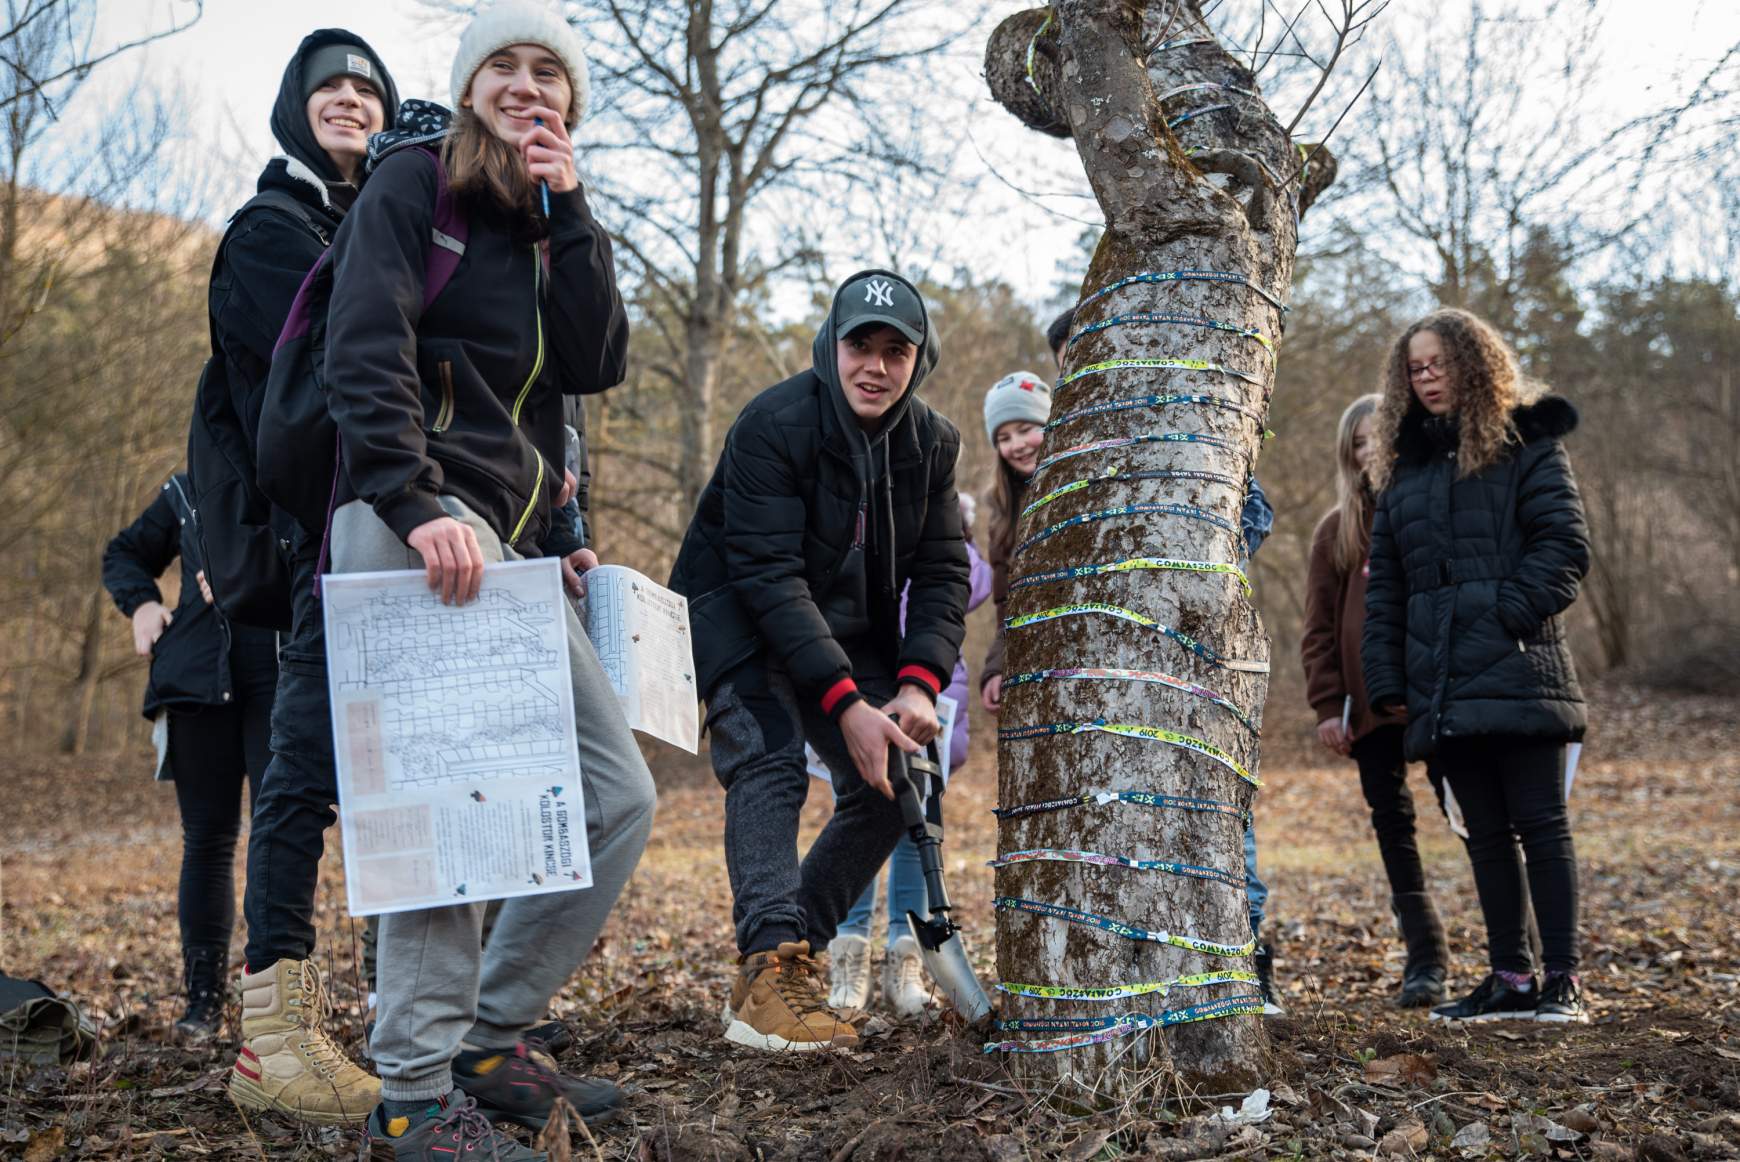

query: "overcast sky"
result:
(73, 0), (1740, 310)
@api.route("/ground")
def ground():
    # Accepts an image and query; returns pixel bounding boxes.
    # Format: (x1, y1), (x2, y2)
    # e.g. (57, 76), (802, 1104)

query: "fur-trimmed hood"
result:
(1395, 394), (1579, 464)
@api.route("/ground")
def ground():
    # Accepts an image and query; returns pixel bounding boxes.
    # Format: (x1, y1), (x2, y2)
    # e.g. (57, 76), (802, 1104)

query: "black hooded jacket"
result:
(1361, 395), (1590, 761)
(189, 30), (398, 628)
(102, 476), (278, 720)
(321, 102), (627, 554)
(669, 270), (970, 718)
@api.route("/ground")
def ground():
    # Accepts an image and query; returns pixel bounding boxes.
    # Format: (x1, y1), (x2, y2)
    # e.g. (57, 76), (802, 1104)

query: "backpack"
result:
(185, 189), (330, 631)
(257, 146), (469, 564)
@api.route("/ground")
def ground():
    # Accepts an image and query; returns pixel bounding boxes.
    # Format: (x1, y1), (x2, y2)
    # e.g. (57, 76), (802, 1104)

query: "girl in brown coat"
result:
(1301, 393), (1450, 1007)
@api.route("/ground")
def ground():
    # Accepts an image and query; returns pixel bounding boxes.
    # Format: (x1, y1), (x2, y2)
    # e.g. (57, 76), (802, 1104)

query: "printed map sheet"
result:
(323, 558), (591, 915)
(583, 566), (699, 753)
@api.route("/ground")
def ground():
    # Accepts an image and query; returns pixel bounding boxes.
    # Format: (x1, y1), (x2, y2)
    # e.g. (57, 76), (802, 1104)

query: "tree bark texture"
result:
(984, 1), (1332, 1091)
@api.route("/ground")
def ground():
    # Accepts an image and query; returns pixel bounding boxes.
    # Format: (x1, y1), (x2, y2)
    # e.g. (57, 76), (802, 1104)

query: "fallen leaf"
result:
(1713, 1047), (1740, 1061)
(1363, 1053), (1438, 1086)
(1061, 1128), (1111, 1162)
(1378, 1119), (1428, 1155)
(23, 1127), (64, 1162)
(1451, 1122), (1491, 1152)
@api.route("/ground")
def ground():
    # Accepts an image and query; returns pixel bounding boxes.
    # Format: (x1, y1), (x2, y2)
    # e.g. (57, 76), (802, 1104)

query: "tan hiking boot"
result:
(228, 959), (379, 1126)
(723, 941), (860, 1052)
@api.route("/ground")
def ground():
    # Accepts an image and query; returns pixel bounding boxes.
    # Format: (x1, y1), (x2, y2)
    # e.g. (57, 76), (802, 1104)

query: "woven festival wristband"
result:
(1021, 467), (1242, 518)
(1058, 358), (1263, 391)
(994, 896), (1258, 957)
(997, 719), (1260, 788)
(1008, 557), (1254, 600)
(1000, 666), (1259, 737)
(993, 788), (1249, 824)
(1035, 431), (1238, 476)
(989, 848), (1245, 890)
(984, 995), (1265, 1054)
(997, 970), (1257, 1002)
(1004, 600), (1265, 671)
(1074, 270), (1288, 315)
(1013, 501), (1237, 557)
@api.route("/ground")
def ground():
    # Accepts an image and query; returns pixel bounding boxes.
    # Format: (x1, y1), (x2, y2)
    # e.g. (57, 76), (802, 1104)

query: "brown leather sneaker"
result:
(722, 942), (860, 1052)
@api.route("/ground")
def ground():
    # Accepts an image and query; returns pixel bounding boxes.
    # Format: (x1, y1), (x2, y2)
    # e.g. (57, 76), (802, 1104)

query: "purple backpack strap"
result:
(417, 146), (468, 309)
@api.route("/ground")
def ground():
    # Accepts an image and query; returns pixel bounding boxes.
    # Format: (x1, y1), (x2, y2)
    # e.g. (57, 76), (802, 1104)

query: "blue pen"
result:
(534, 116), (551, 216)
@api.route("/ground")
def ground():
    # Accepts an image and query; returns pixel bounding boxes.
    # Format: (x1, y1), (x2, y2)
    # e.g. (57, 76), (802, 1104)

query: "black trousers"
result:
(1351, 726), (1449, 972)
(704, 660), (908, 956)
(167, 659), (276, 956)
(242, 549), (340, 970)
(1435, 735), (1579, 975)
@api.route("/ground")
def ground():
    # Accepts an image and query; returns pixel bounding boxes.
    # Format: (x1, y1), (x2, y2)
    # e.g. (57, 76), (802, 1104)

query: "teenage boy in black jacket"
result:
(671, 270), (969, 1052)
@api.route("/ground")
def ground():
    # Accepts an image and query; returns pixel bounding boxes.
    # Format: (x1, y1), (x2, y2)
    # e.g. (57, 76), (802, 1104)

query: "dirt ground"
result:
(2, 681), (1737, 1160)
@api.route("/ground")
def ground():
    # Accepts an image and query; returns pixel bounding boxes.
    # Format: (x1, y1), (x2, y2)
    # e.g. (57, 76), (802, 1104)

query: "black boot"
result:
(1393, 891), (1448, 1008)
(174, 946), (227, 1043)
(1254, 945), (1284, 1016)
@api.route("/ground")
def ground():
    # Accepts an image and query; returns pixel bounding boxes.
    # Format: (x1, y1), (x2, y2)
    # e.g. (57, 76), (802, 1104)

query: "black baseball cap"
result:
(834, 272), (926, 345)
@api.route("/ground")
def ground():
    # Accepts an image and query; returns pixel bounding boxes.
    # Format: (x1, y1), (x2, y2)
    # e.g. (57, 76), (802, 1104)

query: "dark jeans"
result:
(242, 549), (340, 970)
(1351, 726), (1448, 972)
(168, 657), (275, 955)
(1436, 735), (1579, 976)
(705, 661), (907, 955)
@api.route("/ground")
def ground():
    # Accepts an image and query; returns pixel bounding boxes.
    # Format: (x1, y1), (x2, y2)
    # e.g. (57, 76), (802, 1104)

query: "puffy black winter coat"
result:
(101, 475), (279, 719)
(669, 272), (969, 716)
(1362, 395), (1590, 761)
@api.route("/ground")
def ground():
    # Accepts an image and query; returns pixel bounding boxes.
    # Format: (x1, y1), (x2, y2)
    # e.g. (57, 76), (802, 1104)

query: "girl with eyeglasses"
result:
(1362, 309), (1591, 1025)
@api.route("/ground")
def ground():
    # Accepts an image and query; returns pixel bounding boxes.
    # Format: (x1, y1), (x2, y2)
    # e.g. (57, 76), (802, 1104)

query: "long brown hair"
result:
(441, 107), (540, 220)
(985, 459), (1026, 568)
(1331, 393), (1381, 573)
(1369, 308), (1543, 490)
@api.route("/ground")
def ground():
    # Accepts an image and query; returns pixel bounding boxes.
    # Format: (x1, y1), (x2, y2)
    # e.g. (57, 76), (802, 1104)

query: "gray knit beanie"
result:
(982, 370), (1053, 445)
(451, 0), (591, 129)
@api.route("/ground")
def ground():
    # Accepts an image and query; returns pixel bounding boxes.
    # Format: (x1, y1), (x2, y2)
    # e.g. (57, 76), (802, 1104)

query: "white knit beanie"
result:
(451, 0), (591, 129)
(982, 370), (1053, 445)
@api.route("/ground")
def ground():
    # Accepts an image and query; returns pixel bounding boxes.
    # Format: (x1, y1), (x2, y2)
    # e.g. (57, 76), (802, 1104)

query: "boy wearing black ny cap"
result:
(671, 270), (969, 1051)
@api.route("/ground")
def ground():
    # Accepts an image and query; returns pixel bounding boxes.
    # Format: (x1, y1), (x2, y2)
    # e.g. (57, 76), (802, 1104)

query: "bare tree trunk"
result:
(984, 1), (1334, 1091)
(62, 585), (107, 755)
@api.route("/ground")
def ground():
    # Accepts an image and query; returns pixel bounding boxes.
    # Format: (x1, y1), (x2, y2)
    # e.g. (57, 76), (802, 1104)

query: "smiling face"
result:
(463, 43), (572, 146)
(1351, 414), (1377, 477)
(305, 76), (385, 179)
(994, 420), (1046, 478)
(836, 325), (918, 430)
(1407, 329), (1457, 416)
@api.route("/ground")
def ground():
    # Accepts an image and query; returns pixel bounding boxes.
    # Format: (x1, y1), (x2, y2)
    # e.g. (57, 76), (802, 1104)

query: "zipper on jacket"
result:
(432, 361), (456, 432)
(510, 254), (546, 425)
(510, 450), (547, 544)
(507, 251), (548, 543)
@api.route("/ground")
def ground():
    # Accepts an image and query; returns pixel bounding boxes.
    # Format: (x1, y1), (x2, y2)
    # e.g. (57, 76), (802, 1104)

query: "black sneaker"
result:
(1429, 973), (1538, 1023)
(366, 1096), (544, 1161)
(455, 1042), (623, 1128)
(1398, 964), (1446, 1009)
(1535, 972), (1588, 1024)
(1254, 945), (1285, 1016)
(525, 1019), (574, 1057)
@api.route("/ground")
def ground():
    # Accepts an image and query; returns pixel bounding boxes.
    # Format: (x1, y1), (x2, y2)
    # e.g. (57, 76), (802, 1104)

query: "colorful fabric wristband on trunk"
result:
(994, 896), (1257, 957)
(1045, 392), (1264, 431)
(1021, 467), (1242, 518)
(1001, 666), (1259, 737)
(1004, 601), (1266, 671)
(997, 719), (1259, 788)
(1013, 501), (1237, 557)
(992, 788), (1249, 824)
(984, 995), (1265, 1054)
(1075, 269), (1288, 314)
(1036, 431), (1238, 475)
(989, 848), (1245, 890)
(997, 969), (1257, 1002)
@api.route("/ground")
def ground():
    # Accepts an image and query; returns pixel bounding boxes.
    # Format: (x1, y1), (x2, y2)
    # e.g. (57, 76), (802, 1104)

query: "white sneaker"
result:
(827, 935), (873, 1011)
(881, 935), (930, 1018)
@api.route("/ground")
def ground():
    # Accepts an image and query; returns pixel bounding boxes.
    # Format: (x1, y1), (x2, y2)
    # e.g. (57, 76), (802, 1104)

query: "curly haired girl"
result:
(1362, 309), (1591, 1025)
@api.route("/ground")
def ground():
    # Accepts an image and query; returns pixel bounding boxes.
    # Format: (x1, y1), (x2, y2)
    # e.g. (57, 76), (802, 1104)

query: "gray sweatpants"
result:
(705, 663), (907, 955)
(331, 498), (657, 1103)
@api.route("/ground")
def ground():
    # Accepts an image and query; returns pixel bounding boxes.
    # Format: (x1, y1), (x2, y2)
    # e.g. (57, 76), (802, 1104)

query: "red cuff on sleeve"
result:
(820, 677), (860, 716)
(897, 665), (942, 697)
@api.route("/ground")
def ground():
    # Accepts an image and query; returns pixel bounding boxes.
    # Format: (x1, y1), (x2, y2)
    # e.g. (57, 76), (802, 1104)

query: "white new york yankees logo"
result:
(864, 278), (895, 307)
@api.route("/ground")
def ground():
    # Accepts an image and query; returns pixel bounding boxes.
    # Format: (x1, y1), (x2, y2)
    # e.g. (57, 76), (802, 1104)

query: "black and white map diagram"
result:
(323, 559), (591, 915)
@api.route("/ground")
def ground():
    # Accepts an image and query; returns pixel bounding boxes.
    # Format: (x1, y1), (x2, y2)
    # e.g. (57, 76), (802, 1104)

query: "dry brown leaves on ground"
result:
(1, 681), (1736, 1159)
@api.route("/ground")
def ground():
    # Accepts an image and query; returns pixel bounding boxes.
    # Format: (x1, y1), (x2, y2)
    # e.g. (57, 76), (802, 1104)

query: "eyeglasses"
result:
(1407, 359), (1449, 381)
